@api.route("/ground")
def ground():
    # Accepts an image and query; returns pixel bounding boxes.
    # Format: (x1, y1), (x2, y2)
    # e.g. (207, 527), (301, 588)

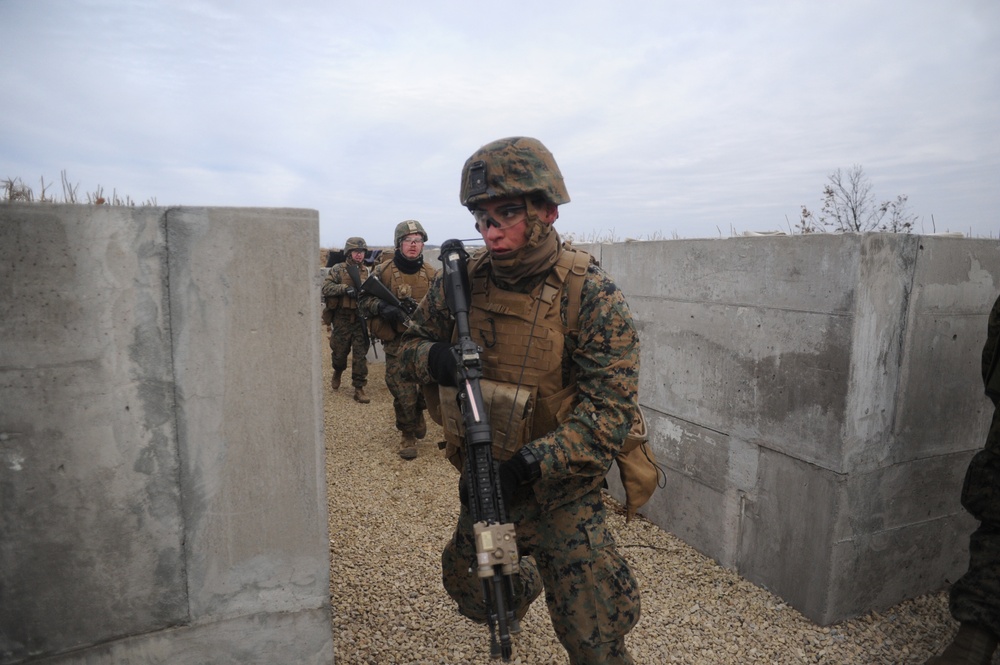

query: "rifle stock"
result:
(439, 239), (519, 662)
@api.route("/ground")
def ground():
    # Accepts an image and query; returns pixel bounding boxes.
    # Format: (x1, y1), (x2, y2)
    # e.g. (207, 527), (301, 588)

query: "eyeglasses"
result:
(472, 204), (527, 232)
(401, 237), (424, 246)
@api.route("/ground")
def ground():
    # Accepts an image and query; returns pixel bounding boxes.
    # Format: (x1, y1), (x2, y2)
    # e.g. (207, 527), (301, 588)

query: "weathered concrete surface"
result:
(0, 205), (332, 663)
(4, 210), (997, 653)
(598, 233), (1000, 624)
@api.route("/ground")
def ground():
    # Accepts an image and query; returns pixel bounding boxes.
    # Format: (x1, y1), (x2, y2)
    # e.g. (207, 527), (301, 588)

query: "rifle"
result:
(345, 262), (374, 356)
(360, 274), (419, 317)
(439, 239), (520, 662)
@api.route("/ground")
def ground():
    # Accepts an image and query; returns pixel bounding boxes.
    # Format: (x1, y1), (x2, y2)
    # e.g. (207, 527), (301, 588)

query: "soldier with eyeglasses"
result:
(360, 220), (438, 459)
(399, 137), (642, 664)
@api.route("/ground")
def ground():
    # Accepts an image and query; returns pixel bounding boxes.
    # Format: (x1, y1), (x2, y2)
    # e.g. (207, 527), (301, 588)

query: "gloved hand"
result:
(459, 449), (541, 511)
(400, 297), (419, 316)
(345, 287), (357, 299)
(378, 301), (407, 327)
(499, 449), (540, 505)
(427, 342), (458, 386)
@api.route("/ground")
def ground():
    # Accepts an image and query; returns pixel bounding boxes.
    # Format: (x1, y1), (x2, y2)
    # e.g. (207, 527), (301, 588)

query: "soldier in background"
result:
(925, 293), (1000, 665)
(398, 137), (642, 664)
(322, 237), (372, 404)
(361, 220), (438, 459)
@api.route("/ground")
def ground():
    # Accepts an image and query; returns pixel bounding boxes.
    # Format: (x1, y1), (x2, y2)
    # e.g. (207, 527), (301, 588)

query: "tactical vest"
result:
(369, 261), (435, 342)
(436, 244), (662, 518)
(331, 262), (370, 311)
(466, 245), (592, 440)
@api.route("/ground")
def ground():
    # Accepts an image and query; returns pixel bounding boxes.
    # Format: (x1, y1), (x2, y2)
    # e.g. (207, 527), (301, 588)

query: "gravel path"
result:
(325, 361), (980, 664)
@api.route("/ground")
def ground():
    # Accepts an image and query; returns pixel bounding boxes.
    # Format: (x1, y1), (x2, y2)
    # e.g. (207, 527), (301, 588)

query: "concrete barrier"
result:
(594, 233), (1000, 624)
(4, 202), (998, 655)
(0, 205), (332, 663)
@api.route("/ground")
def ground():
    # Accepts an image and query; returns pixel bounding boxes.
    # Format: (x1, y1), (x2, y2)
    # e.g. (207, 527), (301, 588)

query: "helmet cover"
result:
(394, 220), (427, 247)
(460, 136), (570, 208)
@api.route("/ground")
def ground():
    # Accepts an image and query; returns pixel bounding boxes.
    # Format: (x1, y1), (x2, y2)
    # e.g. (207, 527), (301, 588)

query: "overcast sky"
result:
(2, 0), (998, 247)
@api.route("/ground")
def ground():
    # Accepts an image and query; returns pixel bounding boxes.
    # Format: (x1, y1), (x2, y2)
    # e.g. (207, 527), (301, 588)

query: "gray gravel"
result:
(326, 361), (983, 664)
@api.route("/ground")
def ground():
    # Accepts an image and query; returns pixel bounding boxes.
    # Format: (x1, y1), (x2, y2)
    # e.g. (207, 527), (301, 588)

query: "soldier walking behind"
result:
(361, 220), (438, 459)
(322, 236), (372, 404)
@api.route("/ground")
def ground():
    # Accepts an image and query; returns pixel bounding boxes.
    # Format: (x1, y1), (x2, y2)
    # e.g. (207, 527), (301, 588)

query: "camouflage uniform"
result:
(948, 293), (1000, 640)
(399, 136), (641, 663)
(322, 248), (371, 391)
(360, 229), (438, 450)
(399, 246), (641, 664)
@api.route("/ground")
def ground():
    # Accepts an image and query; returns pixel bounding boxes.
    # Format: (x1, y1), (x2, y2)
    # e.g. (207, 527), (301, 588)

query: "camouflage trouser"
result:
(383, 344), (426, 437)
(441, 487), (640, 665)
(329, 310), (369, 388)
(950, 405), (1000, 639)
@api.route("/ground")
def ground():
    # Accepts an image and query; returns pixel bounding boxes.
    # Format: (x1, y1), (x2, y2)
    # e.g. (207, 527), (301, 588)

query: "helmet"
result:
(394, 220), (427, 247)
(460, 136), (570, 208)
(344, 237), (368, 252)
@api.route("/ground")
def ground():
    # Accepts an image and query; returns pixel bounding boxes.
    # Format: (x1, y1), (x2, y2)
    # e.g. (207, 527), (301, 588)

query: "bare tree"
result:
(879, 194), (917, 233)
(801, 165), (917, 233)
(794, 205), (823, 234)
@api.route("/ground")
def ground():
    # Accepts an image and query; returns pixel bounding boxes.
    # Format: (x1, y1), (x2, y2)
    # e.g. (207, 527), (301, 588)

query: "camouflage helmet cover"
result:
(344, 237), (368, 252)
(394, 220), (428, 247)
(459, 136), (570, 208)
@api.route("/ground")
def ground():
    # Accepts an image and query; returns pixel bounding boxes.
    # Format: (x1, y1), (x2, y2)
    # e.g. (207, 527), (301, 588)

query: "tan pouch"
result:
(368, 317), (398, 343)
(423, 383), (442, 426)
(438, 379), (537, 470)
(616, 406), (662, 522)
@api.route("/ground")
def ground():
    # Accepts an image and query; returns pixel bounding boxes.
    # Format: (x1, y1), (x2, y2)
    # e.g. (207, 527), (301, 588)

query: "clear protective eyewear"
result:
(400, 236), (424, 246)
(472, 204), (527, 232)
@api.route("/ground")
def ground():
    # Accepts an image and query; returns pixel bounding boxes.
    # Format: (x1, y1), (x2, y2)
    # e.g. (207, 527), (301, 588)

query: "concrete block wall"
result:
(0, 205), (332, 664)
(595, 233), (1000, 625)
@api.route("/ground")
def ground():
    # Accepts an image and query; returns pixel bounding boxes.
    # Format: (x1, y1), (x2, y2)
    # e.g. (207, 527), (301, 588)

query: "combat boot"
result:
(331, 369), (343, 390)
(925, 623), (998, 665)
(398, 434), (417, 460)
(353, 387), (370, 404)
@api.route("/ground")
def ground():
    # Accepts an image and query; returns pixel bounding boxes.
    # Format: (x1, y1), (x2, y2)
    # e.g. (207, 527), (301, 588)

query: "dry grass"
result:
(1, 171), (156, 206)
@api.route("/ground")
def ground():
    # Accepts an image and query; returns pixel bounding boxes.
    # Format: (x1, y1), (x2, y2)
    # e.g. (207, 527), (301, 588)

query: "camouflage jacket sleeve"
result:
(321, 264), (348, 298)
(397, 273), (455, 384)
(358, 262), (387, 318)
(526, 264), (640, 509)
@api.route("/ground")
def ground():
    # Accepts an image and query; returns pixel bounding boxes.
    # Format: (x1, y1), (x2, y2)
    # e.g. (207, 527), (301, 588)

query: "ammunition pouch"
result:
(369, 317), (399, 343)
(435, 380), (536, 471)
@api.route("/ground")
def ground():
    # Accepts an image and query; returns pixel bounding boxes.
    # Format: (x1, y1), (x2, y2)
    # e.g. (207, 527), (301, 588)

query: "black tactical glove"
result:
(499, 448), (541, 506)
(458, 449), (540, 511)
(345, 287), (357, 299)
(427, 342), (458, 387)
(400, 297), (419, 316)
(378, 301), (407, 328)
(459, 476), (470, 507)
